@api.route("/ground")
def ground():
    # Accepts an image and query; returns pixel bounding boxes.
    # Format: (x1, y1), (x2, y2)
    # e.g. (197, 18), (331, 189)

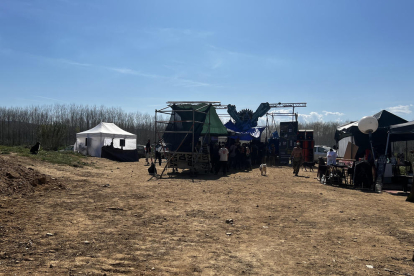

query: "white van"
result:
(313, 145), (331, 161)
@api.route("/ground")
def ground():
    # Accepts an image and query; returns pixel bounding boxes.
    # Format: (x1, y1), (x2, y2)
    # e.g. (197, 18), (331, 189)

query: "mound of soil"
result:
(0, 155), (58, 197)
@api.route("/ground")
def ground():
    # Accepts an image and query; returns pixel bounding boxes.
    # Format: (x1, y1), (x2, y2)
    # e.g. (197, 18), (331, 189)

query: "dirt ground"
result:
(1, 154), (413, 276)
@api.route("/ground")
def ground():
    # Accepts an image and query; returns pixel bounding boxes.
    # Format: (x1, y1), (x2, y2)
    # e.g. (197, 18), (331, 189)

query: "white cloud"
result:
(268, 109), (292, 114)
(259, 109), (346, 124)
(299, 112), (324, 123)
(234, 109), (346, 127)
(298, 110), (346, 123)
(323, 111), (344, 116)
(256, 109), (298, 126)
(387, 104), (413, 115)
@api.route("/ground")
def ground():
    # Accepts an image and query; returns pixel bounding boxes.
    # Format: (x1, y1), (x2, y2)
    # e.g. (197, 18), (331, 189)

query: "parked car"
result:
(313, 145), (329, 161)
(136, 144), (146, 158)
(314, 145), (336, 161)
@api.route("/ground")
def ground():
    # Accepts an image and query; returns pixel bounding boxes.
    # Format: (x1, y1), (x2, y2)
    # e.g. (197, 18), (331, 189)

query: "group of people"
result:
(145, 137), (342, 178)
(210, 139), (277, 175)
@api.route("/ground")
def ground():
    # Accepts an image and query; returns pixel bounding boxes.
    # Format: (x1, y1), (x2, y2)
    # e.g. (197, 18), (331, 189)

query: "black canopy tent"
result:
(384, 121), (414, 202)
(335, 110), (407, 159)
(388, 121), (414, 141)
(385, 120), (414, 155)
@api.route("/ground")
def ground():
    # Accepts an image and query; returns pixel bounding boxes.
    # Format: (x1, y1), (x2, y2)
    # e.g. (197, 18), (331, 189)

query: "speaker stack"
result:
(279, 122), (298, 165)
(297, 130), (306, 140)
(297, 130), (314, 162)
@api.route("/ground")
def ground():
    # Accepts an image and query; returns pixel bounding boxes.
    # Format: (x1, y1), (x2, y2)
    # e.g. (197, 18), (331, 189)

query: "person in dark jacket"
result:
(145, 139), (151, 165)
(155, 143), (162, 166)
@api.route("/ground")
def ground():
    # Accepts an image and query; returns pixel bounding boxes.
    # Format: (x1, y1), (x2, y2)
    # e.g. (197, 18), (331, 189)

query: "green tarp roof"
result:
(174, 104), (228, 136)
(202, 106), (228, 136)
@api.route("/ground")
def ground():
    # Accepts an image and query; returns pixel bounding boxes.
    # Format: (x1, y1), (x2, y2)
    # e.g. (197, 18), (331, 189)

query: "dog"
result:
(302, 161), (317, 172)
(30, 142), (41, 154)
(259, 164), (267, 176)
(317, 157), (328, 180)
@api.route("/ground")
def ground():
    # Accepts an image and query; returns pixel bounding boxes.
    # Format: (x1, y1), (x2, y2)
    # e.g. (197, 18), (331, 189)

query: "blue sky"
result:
(1, 0), (413, 124)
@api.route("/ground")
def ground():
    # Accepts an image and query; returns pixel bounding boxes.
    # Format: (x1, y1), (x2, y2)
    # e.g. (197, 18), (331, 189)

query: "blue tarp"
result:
(225, 121), (266, 141)
(272, 131), (279, 139)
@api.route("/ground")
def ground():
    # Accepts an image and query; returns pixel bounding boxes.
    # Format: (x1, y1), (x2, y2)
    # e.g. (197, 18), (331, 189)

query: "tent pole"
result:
(351, 136), (355, 160)
(208, 104), (211, 144)
(406, 140), (408, 160)
(209, 105), (211, 172)
(369, 133), (375, 161)
(100, 133), (102, 157)
(385, 132), (390, 158)
(154, 109), (157, 166)
(350, 136), (353, 160)
(192, 109), (195, 174)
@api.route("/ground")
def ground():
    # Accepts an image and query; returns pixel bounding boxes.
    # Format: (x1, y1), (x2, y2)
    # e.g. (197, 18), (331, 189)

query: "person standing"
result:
(145, 139), (151, 165)
(235, 143), (242, 170)
(217, 144), (229, 175)
(326, 148), (337, 166)
(245, 144), (252, 170)
(229, 142), (237, 170)
(240, 143), (246, 169)
(290, 142), (303, 176)
(211, 143), (220, 173)
(155, 143), (162, 166)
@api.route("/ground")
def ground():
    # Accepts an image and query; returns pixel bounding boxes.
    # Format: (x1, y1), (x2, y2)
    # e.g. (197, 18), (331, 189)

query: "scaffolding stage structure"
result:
(264, 102), (307, 137)
(155, 101), (223, 177)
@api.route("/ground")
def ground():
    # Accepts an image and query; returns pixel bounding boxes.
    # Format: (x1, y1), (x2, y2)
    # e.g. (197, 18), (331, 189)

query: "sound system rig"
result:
(297, 130), (314, 162)
(279, 121), (298, 165)
(279, 121), (315, 165)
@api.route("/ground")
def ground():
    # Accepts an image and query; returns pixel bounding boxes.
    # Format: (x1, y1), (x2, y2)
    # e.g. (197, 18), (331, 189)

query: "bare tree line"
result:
(0, 103), (346, 150)
(0, 104), (159, 150)
(298, 121), (344, 147)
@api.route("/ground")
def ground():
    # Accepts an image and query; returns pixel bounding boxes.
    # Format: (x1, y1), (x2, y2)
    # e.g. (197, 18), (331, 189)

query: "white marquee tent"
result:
(74, 122), (137, 157)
